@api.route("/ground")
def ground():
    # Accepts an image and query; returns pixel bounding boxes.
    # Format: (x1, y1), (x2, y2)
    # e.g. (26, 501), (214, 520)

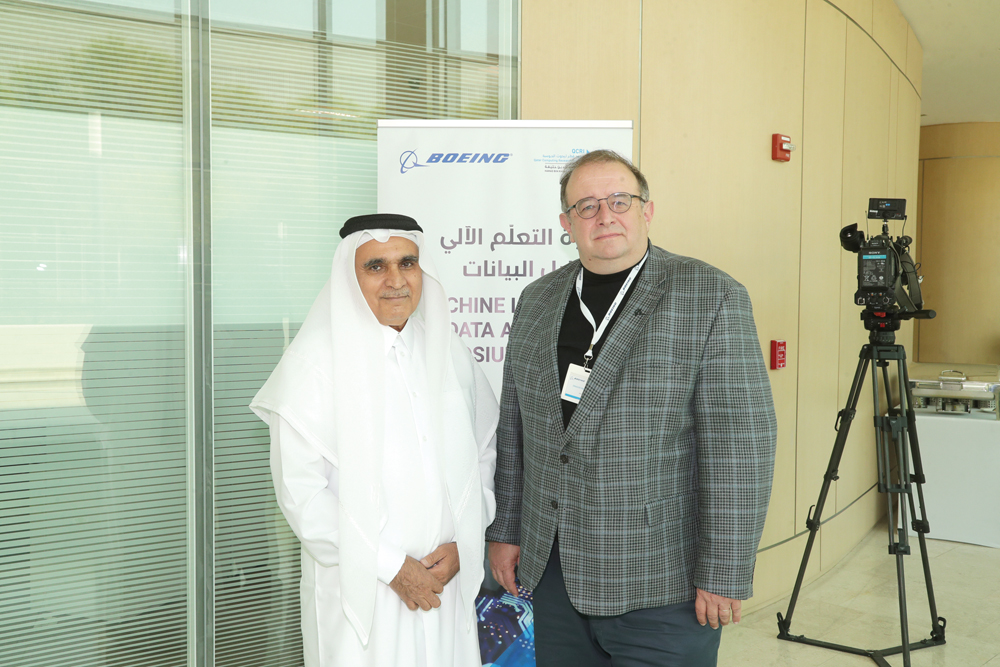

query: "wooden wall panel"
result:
(637, 0), (805, 301)
(796, 0), (846, 535)
(638, 0), (805, 548)
(917, 157), (1000, 363)
(919, 122), (1000, 159)
(906, 24), (923, 96)
(820, 487), (882, 569)
(872, 0), (908, 68)
(832, 0), (873, 33)
(836, 22), (891, 517)
(887, 67), (900, 195)
(893, 76), (922, 350)
(519, 0), (641, 159)
(744, 535), (821, 610)
(895, 83), (922, 219)
(917, 123), (1000, 364)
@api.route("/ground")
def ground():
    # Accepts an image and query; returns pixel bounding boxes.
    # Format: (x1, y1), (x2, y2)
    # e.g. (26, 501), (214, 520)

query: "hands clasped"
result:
(389, 542), (460, 611)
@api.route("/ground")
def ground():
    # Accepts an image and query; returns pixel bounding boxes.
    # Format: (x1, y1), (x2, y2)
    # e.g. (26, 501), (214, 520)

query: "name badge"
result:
(560, 363), (591, 404)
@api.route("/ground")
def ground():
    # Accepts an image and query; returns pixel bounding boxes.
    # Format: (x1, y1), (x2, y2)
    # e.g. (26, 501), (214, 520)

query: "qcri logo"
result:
(399, 150), (426, 174)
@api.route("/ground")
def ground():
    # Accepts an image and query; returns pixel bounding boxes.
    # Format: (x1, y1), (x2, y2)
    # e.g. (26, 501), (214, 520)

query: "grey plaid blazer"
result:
(485, 244), (777, 616)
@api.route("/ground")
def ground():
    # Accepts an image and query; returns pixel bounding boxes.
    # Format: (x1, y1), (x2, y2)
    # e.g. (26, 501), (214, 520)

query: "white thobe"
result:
(269, 320), (488, 667)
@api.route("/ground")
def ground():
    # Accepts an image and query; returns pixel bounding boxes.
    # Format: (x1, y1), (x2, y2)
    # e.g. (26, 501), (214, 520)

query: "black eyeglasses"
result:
(565, 192), (647, 219)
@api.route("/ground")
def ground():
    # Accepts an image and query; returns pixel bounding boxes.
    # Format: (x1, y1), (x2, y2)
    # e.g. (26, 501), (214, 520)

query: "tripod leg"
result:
(873, 351), (912, 666)
(777, 340), (946, 665)
(898, 356), (947, 642)
(778, 349), (872, 637)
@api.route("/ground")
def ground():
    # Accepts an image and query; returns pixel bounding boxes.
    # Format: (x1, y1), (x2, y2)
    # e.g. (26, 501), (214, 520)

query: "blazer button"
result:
(551, 500), (558, 509)
(560, 454), (569, 464)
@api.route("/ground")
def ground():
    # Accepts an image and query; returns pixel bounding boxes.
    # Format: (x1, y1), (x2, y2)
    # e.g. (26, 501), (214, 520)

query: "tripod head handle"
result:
(898, 309), (936, 321)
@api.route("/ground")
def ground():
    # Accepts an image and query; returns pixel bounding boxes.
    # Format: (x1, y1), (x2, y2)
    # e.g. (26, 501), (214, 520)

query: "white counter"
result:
(911, 413), (1000, 548)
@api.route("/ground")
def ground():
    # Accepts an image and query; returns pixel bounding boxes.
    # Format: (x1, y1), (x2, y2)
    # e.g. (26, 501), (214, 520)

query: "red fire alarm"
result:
(770, 340), (787, 369)
(772, 134), (795, 161)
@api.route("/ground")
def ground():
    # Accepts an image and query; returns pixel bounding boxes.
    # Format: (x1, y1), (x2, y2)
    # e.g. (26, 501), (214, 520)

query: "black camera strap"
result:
(893, 246), (922, 311)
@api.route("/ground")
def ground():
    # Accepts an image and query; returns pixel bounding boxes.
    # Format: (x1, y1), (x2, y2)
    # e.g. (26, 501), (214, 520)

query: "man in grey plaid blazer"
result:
(485, 150), (777, 666)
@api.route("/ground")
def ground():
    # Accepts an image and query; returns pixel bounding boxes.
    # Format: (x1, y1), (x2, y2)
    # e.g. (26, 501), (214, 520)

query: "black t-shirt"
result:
(557, 256), (647, 428)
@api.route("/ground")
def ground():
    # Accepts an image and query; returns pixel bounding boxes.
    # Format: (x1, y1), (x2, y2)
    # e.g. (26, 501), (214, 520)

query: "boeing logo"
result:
(399, 150), (511, 173)
(399, 150), (427, 174)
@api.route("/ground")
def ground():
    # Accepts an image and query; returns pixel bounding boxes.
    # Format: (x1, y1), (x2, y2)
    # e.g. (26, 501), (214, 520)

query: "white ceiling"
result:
(893, 0), (1000, 126)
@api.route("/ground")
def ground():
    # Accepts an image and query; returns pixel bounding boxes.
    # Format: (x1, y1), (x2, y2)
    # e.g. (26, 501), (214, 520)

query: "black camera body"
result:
(841, 231), (912, 308)
(840, 198), (923, 314)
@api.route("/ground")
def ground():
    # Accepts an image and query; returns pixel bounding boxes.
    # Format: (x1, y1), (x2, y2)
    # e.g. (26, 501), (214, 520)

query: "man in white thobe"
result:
(250, 213), (498, 667)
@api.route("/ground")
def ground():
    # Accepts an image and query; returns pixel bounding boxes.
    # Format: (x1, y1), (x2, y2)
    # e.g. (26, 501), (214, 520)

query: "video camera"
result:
(840, 198), (923, 312)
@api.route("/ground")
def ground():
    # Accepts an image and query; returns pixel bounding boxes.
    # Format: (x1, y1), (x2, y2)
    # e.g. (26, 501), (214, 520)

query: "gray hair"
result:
(559, 149), (650, 211)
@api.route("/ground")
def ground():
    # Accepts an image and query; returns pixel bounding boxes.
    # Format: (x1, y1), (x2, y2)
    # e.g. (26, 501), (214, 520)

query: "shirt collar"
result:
(380, 315), (420, 356)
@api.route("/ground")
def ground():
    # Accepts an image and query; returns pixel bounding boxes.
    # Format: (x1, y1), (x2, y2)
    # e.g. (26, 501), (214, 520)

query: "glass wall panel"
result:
(0, 2), (189, 666)
(0, 0), (517, 665)
(209, 1), (516, 664)
(212, 0), (315, 33)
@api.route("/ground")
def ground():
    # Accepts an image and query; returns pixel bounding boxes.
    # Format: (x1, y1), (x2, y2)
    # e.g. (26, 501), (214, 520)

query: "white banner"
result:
(377, 120), (632, 395)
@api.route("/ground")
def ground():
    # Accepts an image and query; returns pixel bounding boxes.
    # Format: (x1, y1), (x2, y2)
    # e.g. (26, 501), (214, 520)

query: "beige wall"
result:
(916, 123), (1000, 364)
(521, 0), (922, 611)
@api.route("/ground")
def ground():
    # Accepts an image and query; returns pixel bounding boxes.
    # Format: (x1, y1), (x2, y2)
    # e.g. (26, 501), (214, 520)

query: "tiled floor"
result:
(718, 523), (1000, 666)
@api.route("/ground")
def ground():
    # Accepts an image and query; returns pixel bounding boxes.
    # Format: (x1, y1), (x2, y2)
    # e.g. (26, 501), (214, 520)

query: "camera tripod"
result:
(776, 310), (945, 667)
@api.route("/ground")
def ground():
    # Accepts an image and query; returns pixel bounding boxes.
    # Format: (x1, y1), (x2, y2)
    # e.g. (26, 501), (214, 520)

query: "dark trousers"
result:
(533, 540), (722, 667)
